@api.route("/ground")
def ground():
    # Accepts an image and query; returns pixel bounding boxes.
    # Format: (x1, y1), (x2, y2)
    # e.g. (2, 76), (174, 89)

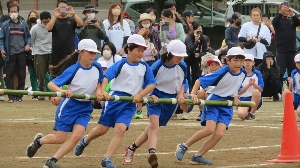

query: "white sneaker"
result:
(0, 95), (4, 101)
(181, 113), (188, 120)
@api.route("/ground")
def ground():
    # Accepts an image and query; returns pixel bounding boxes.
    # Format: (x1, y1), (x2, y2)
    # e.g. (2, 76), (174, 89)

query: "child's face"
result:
(244, 59), (255, 69)
(296, 62), (300, 69)
(227, 57), (244, 74)
(208, 62), (220, 72)
(171, 56), (183, 64)
(128, 46), (145, 62)
(80, 50), (97, 65)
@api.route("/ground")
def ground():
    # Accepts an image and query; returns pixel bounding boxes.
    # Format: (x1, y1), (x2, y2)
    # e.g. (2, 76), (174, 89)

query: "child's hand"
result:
(177, 94), (185, 105)
(50, 97), (62, 106)
(102, 91), (110, 101)
(249, 78), (255, 86)
(287, 77), (293, 84)
(233, 96), (240, 106)
(150, 95), (159, 103)
(132, 94), (142, 103)
(190, 93), (198, 104)
(95, 90), (103, 103)
(63, 90), (72, 98)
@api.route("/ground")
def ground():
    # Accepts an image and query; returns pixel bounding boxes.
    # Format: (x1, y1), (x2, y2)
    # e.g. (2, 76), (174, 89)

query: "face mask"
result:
(10, 13), (18, 20)
(112, 9), (121, 16)
(87, 13), (95, 20)
(102, 50), (112, 58)
(30, 17), (37, 23)
(142, 24), (150, 28)
(236, 21), (241, 26)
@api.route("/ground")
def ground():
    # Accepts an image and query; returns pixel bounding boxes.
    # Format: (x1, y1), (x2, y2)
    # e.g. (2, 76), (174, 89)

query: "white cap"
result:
(127, 34), (147, 48)
(167, 40), (188, 57)
(295, 54), (300, 63)
(245, 54), (254, 61)
(78, 39), (100, 53)
(226, 47), (245, 58)
(207, 58), (222, 67)
(98, 61), (107, 68)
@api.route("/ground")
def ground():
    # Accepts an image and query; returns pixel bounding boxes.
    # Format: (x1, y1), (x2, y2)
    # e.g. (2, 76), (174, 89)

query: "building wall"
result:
(1, 0), (121, 20)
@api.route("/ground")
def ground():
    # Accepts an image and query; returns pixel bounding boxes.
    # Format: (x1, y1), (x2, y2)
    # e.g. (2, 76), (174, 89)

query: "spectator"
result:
(256, 51), (280, 101)
(296, 14), (300, 52)
(77, 4), (105, 60)
(206, 36), (215, 55)
(163, 0), (186, 31)
(181, 10), (194, 35)
(0, 50), (3, 101)
(123, 12), (135, 34)
(0, 0), (24, 27)
(134, 13), (161, 57)
(26, 10), (39, 100)
(30, 11), (52, 100)
(272, 3), (300, 82)
(160, 9), (184, 54)
(145, 8), (157, 21)
(0, 4), (31, 102)
(103, 3), (131, 57)
(239, 7), (271, 67)
(138, 28), (157, 66)
(97, 41), (122, 68)
(46, 0), (83, 66)
(262, 14), (276, 55)
(225, 12), (242, 49)
(185, 21), (207, 89)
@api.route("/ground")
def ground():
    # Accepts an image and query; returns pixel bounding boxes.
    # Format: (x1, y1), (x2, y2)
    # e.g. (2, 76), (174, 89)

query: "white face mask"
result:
(142, 24), (150, 28)
(112, 9), (121, 16)
(102, 50), (112, 58)
(87, 13), (95, 20)
(10, 13), (18, 20)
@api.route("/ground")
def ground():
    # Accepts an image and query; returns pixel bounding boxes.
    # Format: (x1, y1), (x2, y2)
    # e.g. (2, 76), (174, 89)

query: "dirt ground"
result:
(0, 96), (299, 168)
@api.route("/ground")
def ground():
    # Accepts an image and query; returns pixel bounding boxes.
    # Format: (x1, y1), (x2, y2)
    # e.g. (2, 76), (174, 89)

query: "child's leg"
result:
(40, 131), (68, 145)
(297, 107), (300, 117)
(197, 90), (207, 120)
(105, 123), (127, 157)
(146, 115), (160, 151)
(180, 93), (189, 120)
(84, 124), (110, 144)
(237, 107), (249, 119)
(250, 89), (261, 114)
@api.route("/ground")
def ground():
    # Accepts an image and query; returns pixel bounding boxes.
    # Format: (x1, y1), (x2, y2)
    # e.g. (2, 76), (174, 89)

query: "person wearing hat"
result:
(74, 34), (156, 168)
(184, 21), (208, 89)
(124, 40), (188, 167)
(134, 13), (161, 56)
(26, 39), (104, 168)
(181, 10), (194, 34)
(237, 54), (264, 120)
(77, 4), (105, 61)
(225, 12), (242, 49)
(283, 53), (300, 117)
(256, 51), (280, 101)
(176, 47), (247, 165)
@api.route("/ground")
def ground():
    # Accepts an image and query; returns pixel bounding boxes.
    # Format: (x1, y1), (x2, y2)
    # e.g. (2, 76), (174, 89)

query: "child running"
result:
(283, 54), (300, 117)
(175, 47), (246, 165)
(237, 54), (264, 120)
(26, 39), (104, 168)
(123, 40), (187, 168)
(74, 34), (156, 168)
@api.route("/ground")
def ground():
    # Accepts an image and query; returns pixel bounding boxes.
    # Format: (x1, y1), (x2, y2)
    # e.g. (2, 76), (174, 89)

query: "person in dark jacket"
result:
(225, 12), (241, 49)
(0, 0), (24, 27)
(256, 51), (281, 101)
(184, 21), (208, 90)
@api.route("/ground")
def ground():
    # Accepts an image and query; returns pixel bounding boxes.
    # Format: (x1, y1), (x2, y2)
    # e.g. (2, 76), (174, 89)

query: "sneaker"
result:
(124, 146), (135, 164)
(190, 155), (213, 165)
(43, 159), (61, 168)
(16, 98), (23, 102)
(135, 110), (143, 119)
(181, 113), (188, 120)
(8, 99), (14, 103)
(38, 96), (45, 100)
(26, 133), (43, 158)
(101, 157), (116, 168)
(32, 96), (38, 100)
(0, 95), (4, 101)
(175, 143), (188, 161)
(249, 113), (255, 120)
(148, 153), (158, 168)
(74, 135), (88, 156)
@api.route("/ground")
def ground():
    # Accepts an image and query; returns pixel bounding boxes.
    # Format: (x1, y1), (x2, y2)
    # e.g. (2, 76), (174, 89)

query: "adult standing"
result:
(0, 0), (23, 27)
(31, 11), (52, 100)
(103, 3), (131, 57)
(262, 14), (276, 55)
(181, 10), (194, 35)
(46, 0), (83, 66)
(0, 4), (31, 102)
(225, 12), (242, 49)
(273, 3), (300, 81)
(77, 4), (105, 60)
(239, 8), (271, 67)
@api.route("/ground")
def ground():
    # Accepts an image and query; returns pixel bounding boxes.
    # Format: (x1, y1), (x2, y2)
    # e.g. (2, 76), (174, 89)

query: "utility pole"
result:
(261, 0), (267, 14)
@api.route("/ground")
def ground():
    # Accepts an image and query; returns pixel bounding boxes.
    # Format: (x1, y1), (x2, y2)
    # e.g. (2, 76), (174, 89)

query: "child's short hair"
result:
(227, 55), (245, 60)
(124, 43), (146, 54)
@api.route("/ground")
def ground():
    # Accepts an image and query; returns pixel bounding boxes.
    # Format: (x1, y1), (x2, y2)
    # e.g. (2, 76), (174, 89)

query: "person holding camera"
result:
(238, 8), (271, 67)
(46, 0), (83, 66)
(77, 4), (105, 61)
(184, 22), (208, 90)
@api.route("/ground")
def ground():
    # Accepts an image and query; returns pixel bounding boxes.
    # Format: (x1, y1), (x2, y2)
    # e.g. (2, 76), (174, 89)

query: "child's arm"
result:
(48, 81), (72, 98)
(133, 84), (156, 103)
(101, 77), (110, 100)
(191, 79), (201, 104)
(252, 82), (263, 92)
(238, 78), (255, 95)
(95, 83), (103, 103)
(287, 77), (293, 92)
(177, 84), (185, 104)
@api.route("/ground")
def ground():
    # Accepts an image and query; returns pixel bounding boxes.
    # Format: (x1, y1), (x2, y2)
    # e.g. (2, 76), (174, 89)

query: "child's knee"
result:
(54, 136), (67, 144)
(213, 130), (225, 140)
(252, 89), (261, 97)
(113, 125), (126, 136)
(203, 127), (215, 135)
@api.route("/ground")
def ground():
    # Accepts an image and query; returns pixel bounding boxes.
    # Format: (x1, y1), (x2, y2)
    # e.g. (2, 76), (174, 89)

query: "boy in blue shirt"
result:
(175, 47), (246, 165)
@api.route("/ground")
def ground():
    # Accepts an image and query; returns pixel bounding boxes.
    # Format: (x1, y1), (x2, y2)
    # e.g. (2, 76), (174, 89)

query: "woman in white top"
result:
(103, 3), (131, 57)
(238, 7), (271, 67)
(97, 41), (122, 68)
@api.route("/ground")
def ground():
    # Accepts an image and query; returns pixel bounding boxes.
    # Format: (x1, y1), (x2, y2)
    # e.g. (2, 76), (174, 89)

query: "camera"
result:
(60, 8), (67, 13)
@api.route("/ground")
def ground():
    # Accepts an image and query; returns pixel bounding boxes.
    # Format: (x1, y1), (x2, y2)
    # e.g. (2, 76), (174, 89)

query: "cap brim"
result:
(85, 49), (100, 53)
(207, 60), (222, 66)
(137, 18), (154, 24)
(129, 42), (148, 48)
(170, 52), (188, 57)
(227, 53), (245, 58)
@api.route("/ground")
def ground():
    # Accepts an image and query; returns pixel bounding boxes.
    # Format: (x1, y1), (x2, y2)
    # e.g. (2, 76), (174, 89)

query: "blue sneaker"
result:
(74, 135), (88, 156)
(190, 155), (213, 165)
(101, 157), (116, 168)
(175, 143), (188, 161)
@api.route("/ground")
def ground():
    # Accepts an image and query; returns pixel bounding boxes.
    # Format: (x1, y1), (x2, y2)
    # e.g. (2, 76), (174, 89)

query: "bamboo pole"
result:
(0, 89), (255, 107)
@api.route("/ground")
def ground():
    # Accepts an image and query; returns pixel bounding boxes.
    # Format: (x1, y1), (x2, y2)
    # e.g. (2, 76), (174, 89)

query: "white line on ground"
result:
(218, 163), (274, 168)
